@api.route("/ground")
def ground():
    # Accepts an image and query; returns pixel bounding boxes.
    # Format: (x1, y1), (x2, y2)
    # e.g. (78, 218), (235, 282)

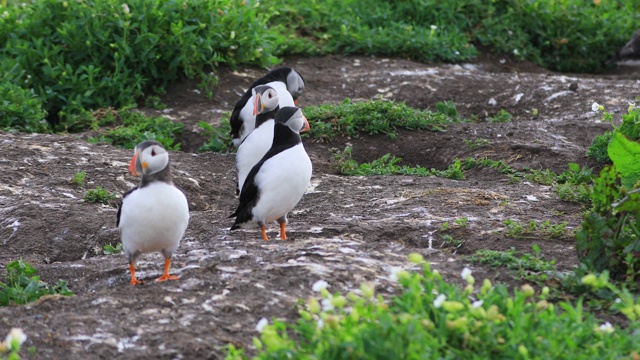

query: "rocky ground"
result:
(1, 54), (639, 359)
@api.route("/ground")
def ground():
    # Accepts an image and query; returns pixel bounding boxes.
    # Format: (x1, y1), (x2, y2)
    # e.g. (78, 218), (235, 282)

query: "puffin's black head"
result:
(128, 140), (170, 178)
(252, 85), (279, 116)
(261, 67), (305, 101)
(274, 106), (310, 134)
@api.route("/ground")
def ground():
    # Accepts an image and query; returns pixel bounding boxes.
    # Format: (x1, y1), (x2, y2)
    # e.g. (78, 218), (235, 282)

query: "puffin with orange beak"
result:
(235, 85), (310, 194)
(230, 106), (312, 241)
(229, 67), (305, 147)
(116, 140), (189, 285)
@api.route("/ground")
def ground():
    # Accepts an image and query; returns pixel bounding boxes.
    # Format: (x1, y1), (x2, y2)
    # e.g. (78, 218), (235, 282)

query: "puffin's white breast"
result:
(236, 81), (295, 145)
(236, 119), (275, 192)
(250, 143), (312, 224)
(119, 182), (189, 255)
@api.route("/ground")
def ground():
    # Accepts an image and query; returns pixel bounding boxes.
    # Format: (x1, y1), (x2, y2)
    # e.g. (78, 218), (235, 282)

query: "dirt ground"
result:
(1, 54), (639, 359)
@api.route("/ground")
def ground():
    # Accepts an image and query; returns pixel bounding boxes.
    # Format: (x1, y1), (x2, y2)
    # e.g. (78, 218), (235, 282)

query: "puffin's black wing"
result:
(116, 186), (138, 227)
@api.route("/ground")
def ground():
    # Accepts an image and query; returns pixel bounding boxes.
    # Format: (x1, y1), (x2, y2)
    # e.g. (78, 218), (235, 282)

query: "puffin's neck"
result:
(140, 164), (172, 187)
(255, 107), (279, 128)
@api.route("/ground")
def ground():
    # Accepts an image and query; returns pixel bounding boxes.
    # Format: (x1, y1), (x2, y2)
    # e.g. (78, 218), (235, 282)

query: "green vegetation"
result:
(0, 260), (72, 306)
(103, 243), (124, 255)
(502, 219), (569, 240)
(487, 109), (512, 123)
(71, 171), (87, 187)
(144, 95), (167, 111)
(0, 1), (636, 133)
(463, 138), (490, 149)
(84, 186), (117, 205)
(88, 110), (183, 150)
(469, 245), (556, 275)
(227, 255), (640, 359)
(197, 121), (234, 153)
(306, 99), (467, 142)
(333, 147), (464, 180)
(588, 104), (640, 163)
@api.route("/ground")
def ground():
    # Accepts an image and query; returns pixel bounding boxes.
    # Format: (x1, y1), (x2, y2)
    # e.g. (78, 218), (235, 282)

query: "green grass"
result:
(227, 254), (640, 359)
(305, 99), (467, 142)
(502, 219), (569, 240)
(487, 109), (512, 123)
(84, 186), (117, 205)
(0, 260), (73, 306)
(71, 171), (87, 187)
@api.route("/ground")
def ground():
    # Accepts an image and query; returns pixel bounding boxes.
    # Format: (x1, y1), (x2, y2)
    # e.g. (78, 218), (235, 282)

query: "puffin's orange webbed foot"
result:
(280, 222), (287, 240)
(155, 257), (180, 282)
(261, 225), (269, 241)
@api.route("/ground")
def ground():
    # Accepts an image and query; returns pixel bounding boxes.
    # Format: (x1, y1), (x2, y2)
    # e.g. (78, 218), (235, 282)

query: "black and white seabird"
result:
(230, 106), (312, 241)
(229, 67), (305, 147)
(236, 85), (280, 194)
(117, 140), (190, 285)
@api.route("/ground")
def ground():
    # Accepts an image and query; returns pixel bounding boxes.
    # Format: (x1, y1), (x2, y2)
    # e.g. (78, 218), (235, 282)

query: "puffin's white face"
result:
(283, 107), (310, 134)
(286, 69), (304, 101)
(128, 143), (169, 176)
(252, 86), (279, 116)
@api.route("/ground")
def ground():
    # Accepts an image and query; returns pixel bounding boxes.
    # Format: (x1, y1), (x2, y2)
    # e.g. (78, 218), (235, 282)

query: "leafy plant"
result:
(71, 171), (87, 187)
(503, 219), (568, 240)
(0, 81), (49, 133)
(487, 109), (512, 123)
(0, 0), (279, 127)
(88, 110), (183, 150)
(197, 120), (234, 153)
(332, 147), (464, 180)
(229, 255), (640, 359)
(103, 243), (124, 255)
(0, 260), (73, 306)
(463, 138), (490, 149)
(144, 95), (167, 111)
(84, 186), (117, 205)
(469, 245), (556, 275)
(306, 98), (468, 142)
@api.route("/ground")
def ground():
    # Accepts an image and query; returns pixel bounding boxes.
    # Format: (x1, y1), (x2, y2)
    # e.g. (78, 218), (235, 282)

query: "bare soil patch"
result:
(1, 55), (639, 359)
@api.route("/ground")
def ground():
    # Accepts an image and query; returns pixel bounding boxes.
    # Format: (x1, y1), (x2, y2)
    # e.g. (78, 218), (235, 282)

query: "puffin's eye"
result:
(151, 149), (157, 156)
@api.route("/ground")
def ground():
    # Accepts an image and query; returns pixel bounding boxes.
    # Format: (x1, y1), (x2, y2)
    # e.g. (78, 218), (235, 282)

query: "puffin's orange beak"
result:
(128, 152), (140, 176)
(300, 114), (310, 133)
(253, 94), (261, 116)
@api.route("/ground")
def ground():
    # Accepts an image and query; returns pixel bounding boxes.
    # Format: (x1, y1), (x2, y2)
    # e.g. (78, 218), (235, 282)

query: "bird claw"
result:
(155, 274), (180, 282)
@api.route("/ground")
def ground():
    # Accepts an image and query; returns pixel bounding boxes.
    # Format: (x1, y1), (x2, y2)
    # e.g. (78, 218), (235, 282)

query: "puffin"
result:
(236, 85), (281, 194)
(229, 67), (305, 147)
(116, 140), (190, 285)
(230, 106), (312, 241)
(609, 30), (640, 65)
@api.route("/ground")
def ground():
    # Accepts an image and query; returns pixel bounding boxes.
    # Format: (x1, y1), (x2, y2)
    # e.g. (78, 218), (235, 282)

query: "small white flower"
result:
(461, 267), (472, 280)
(255, 318), (268, 333)
(312, 280), (329, 292)
(433, 294), (446, 308)
(431, 25), (437, 30)
(321, 298), (334, 312)
(389, 267), (402, 282)
(316, 318), (325, 329)
(121, 3), (130, 14)
(592, 102), (600, 112)
(598, 322), (614, 334)
(2, 11), (9, 18)
(513, 49), (519, 56)
(5, 328), (27, 350)
(472, 300), (484, 309)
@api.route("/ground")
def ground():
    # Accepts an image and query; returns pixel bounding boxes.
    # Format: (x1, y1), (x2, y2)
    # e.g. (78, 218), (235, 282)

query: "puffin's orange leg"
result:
(261, 226), (269, 241)
(129, 263), (142, 286)
(156, 257), (180, 282)
(280, 222), (287, 240)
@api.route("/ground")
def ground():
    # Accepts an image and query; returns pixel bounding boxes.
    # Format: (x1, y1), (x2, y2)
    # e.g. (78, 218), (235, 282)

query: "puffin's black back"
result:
(229, 67), (298, 140)
(230, 107), (303, 228)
